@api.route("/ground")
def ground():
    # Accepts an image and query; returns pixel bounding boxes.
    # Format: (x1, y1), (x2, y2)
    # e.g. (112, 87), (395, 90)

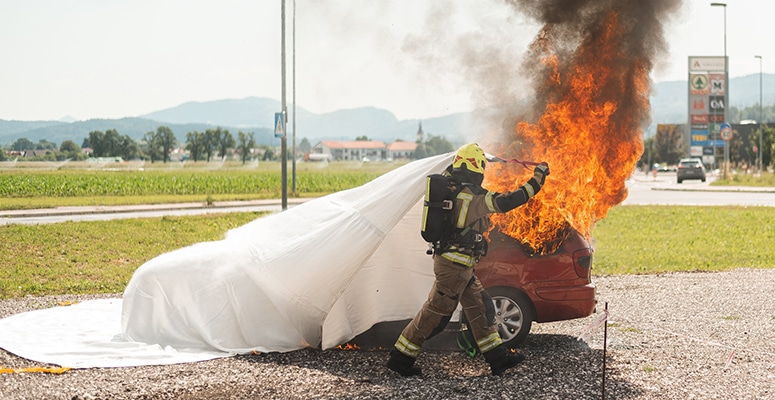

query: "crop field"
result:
(0, 160), (403, 209)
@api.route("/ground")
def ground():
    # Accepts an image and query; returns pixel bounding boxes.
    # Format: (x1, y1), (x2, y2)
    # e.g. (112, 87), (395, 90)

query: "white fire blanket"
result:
(0, 154), (452, 368)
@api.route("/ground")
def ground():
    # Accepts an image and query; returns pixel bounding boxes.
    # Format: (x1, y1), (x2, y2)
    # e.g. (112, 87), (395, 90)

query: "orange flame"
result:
(336, 343), (361, 351)
(486, 10), (646, 254)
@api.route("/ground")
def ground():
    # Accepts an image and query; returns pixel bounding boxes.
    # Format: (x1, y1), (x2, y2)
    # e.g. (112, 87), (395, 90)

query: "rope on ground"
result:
(0, 366), (71, 374)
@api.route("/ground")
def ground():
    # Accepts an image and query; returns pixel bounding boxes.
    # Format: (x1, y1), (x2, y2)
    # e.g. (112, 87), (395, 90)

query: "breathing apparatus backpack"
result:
(421, 173), (489, 257)
(420, 174), (463, 254)
(421, 174), (462, 249)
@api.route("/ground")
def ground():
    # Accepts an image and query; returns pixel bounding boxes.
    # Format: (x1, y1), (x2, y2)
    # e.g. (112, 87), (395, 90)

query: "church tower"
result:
(416, 121), (424, 143)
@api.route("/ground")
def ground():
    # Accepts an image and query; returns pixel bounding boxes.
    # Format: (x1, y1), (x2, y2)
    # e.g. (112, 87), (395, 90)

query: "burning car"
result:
(474, 228), (596, 348)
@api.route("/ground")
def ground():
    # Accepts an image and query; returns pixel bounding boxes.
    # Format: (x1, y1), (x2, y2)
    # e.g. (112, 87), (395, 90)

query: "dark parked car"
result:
(676, 158), (706, 183)
(471, 228), (597, 348)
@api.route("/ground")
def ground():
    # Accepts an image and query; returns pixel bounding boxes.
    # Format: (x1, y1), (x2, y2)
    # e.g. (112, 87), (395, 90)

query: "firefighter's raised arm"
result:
(493, 163), (549, 213)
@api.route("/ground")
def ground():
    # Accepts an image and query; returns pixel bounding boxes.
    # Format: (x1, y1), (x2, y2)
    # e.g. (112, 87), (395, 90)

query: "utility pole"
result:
(292, 0), (297, 195)
(755, 55), (763, 173)
(280, 0), (288, 210)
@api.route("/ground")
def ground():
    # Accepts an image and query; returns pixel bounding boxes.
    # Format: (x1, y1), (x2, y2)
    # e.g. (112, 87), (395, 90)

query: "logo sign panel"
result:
(691, 130), (709, 146)
(709, 96), (725, 113)
(689, 56), (725, 72)
(691, 114), (709, 124)
(709, 114), (725, 123)
(690, 96), (708, 113)
(690, 74), (709, 94)
(709, 73), (725, 95)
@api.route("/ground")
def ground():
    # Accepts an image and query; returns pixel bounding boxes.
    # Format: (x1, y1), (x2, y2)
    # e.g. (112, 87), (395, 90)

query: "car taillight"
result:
(573, 249), (593, 279)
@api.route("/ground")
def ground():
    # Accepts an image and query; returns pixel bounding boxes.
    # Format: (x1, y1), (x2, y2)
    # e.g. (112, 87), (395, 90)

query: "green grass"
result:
(0, 212), (261, 299)
(593, 205), (775, 274)
(712, 171), (775, 186)
(2, 205), (774, 300)
(2, 164), (774, 300)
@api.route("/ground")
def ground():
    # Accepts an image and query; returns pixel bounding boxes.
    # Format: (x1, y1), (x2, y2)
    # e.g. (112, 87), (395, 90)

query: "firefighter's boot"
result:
(484, 345), (525, 376)
(386, 349), (422, 377)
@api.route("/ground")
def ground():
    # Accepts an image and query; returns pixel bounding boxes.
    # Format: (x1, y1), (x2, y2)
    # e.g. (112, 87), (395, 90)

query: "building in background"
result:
(310, 140), (417, 162)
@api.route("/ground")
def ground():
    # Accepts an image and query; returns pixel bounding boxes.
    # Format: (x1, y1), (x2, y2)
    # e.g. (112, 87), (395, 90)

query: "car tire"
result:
(677, 179), (682, 184)
(701, 178), (706, 182)
(486, 286), (535, 348)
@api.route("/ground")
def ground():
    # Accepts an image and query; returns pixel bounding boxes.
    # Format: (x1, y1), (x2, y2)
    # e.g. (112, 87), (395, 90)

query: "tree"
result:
(59, 140), (81, 159)
(299, 138), (312, 154)
(119, 135), (141, 160)
(87, 129), (138, 159)
(142, 131), (162, 163)
(203, 128), (217, 162)
(355, 135), (370, 141)
(258, 144), (275, 161)
(103, 129), (122, 157)
(11, 138), (34, 151)
(653, 124), (685, 166)
(36, 139), (57, 150)
(185, 131), (205, 162)
(88, 131), (105, 156)
(156, 126), (177, 163)
(237, 131), (256, 164)
(415, 134), (454, 159)
(217, 129), (235, 160)
(764, 124), (775, 169)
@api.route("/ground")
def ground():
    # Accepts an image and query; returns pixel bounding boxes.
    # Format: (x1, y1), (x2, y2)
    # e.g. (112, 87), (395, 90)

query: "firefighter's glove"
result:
(533, 163), (550, 186)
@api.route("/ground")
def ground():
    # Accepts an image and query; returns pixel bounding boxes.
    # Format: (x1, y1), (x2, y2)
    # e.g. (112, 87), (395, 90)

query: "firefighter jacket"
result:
(440, 176), (541, 267)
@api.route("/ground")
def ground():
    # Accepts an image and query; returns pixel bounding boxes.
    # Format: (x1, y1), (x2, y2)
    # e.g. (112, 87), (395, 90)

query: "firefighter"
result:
(386, 143), (549, 376)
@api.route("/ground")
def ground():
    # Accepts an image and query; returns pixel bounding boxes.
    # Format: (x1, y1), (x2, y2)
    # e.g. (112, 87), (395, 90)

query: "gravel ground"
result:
(1, 268), (774, 400)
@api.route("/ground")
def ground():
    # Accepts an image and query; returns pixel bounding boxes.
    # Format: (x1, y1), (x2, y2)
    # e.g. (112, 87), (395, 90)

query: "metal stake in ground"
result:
(602, 302), (609, 400)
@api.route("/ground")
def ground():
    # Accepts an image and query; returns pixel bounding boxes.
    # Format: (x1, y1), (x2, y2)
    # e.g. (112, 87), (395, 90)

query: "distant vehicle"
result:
(466, 228), (596, 348)
(653, 163), (675, 173)
(304, 152), (332, 162)
(676, 158), (706, 183)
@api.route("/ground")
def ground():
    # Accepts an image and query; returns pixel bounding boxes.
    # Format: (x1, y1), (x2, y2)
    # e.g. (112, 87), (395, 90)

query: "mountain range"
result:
(2, 73), (774, 148)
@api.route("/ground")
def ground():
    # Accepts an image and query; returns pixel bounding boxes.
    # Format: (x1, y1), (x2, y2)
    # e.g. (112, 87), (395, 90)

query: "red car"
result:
(350, 227), (596, 350)
(473, 228), (596, 348)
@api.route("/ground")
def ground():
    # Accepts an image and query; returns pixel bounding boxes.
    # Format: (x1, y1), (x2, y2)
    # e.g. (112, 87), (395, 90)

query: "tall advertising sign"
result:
(688, 56), (726, 166)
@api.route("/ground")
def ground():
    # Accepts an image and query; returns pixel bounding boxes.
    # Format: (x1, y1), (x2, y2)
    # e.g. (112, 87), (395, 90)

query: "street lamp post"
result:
(711, 2), (728, 178)
(755, 55), (763, 173)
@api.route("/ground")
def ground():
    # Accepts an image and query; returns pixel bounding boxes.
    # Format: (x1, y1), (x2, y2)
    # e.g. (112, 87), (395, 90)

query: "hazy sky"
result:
(1, 0), (772, 122)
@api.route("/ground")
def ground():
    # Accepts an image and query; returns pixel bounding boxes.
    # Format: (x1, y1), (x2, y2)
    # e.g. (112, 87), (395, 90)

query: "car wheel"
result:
(486, 286), (534, 348)
(701, 178), (706, 182)
(677, 179), (682, 184)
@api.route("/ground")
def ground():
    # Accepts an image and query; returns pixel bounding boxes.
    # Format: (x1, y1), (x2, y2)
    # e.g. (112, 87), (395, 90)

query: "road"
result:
(1, 174), (773, 225)
(0, 199), (312, 225)
(623, 171), (775, 206)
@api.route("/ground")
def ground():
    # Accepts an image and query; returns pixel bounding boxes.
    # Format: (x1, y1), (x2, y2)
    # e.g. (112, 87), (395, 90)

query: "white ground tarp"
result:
(0, 154), (452, 368)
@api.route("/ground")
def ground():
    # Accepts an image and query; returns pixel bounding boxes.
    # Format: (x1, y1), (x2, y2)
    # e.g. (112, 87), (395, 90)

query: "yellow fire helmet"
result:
(452, 143), (487, 174)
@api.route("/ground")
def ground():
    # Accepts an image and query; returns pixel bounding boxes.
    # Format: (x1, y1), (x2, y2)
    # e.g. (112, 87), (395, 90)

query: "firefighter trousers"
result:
(395, 254), (500, 357)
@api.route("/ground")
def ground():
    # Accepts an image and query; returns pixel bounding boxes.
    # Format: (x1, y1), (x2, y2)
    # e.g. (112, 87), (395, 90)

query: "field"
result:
(2, 161), (774, 300)
(0, 160), (401, 210)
